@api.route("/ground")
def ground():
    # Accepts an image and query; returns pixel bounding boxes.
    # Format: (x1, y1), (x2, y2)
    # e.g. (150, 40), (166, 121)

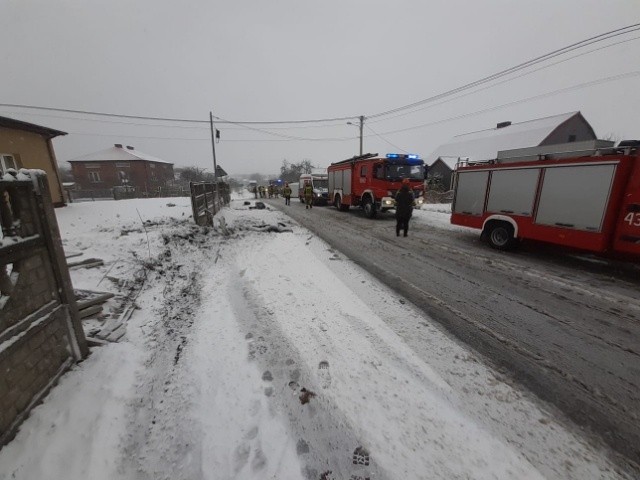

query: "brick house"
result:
(426, 111), (598, 190)
(68, 144), (175, 195)
(0, 115), (67, 206)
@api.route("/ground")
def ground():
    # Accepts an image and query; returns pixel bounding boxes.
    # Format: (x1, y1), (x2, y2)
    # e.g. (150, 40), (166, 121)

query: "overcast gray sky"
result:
(1, 0), (639, 176)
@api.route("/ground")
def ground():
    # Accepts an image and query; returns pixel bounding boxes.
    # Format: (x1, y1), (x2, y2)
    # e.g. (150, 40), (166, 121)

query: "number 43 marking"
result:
(624, 212), (640, 227)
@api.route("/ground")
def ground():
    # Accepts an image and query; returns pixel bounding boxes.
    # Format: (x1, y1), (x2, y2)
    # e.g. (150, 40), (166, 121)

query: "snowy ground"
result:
(0, 196), (632, 479)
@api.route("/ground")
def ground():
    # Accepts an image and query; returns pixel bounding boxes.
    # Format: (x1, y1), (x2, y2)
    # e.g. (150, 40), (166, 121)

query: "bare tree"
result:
(602, 132), (622, 145)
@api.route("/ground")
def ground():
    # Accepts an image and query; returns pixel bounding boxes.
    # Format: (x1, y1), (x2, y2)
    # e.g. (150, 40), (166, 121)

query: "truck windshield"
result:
(385, 164), (424, 181)
(313, 179), (328, 188)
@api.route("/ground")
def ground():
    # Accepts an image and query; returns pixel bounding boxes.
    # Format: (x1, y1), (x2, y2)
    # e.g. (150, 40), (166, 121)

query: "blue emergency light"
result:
(386, 153), (421, 160)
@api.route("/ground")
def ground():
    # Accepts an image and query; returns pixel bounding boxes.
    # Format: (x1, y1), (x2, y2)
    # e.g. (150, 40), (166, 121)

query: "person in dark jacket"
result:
(395, 179), (414, 237)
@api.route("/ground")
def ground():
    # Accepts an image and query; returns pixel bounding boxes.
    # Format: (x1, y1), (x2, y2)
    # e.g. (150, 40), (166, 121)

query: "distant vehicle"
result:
(298, 172), (329, 205)
(451, 140), (640, 257)
(328, 153), (425, 218)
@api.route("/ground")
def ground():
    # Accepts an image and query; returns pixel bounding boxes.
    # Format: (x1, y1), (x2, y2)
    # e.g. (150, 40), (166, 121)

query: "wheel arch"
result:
(482, 215), (519, 238)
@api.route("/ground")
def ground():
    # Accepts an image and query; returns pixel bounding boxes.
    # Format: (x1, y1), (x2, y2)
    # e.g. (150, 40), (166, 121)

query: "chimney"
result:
(126, 145), (134, 150)
(114, 143), (123, 148)
(496, 121), (512, 129)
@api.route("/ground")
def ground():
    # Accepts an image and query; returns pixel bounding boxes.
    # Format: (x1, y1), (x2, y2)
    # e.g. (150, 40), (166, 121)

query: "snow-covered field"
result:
(0, 196), (630, 480)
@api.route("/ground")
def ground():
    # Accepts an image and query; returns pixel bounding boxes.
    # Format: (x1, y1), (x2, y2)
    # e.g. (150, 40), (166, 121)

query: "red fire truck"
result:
(451, 141), (640, 257)
(328, 153), (426, 218)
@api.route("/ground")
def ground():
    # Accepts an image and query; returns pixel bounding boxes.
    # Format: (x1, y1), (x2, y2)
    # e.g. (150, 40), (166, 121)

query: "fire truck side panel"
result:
(451, 154), (640, 255)
(613, 157), (640, 256)
(329, 164), (353, 205)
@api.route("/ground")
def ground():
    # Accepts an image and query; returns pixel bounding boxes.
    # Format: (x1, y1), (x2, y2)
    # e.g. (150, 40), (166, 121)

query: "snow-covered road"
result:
(0, 196), (632, 479)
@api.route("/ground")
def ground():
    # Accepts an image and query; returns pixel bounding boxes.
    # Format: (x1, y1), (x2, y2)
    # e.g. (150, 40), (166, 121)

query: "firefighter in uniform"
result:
(395, 178), (414, 237)
(303, 181), (314, 209)
(283, 182), (292, 205)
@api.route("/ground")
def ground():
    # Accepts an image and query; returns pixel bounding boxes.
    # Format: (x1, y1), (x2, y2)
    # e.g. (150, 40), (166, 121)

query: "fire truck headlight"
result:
(416, 197), (424, 205)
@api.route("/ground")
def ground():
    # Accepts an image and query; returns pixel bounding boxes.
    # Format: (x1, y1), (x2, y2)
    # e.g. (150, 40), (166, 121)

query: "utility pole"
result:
(209, 111), (220, 207)
(359, 115), (364, 156)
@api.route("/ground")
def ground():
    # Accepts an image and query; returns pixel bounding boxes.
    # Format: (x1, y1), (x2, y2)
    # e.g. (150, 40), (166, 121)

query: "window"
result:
(360, 165), (367, 177)
(0, 154), (17, 173)
(149, 163), (156, 169)
(88, 171), (101, 183)
(116, 162), (129, 168)
(568, 135), (576, 142)
(86, 163), (101, 169)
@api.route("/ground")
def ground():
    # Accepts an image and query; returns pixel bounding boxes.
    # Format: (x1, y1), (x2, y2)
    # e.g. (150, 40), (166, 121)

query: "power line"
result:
(375, 70), (640, 137)
(363, 124), (408, 153)
(367, 34), (640, 125)
(367, 23), (640, 119)
(1, 22), (638, 128)
(52, 70), (640, 143)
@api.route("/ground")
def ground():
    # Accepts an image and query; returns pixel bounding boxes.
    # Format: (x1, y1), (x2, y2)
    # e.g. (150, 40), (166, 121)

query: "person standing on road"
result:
(303, 181), (314, 209)
(283, 182), (292, 206)
(395, 178), (414, 237)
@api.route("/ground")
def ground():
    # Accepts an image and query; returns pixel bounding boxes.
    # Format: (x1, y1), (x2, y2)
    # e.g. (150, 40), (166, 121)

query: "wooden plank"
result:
(67, 257), (104, 268)
(68, 260), (104, 270)
(85, 336), (109, 347)
(76, 292), (115, 310)
(105, 324), (126, 342)
(78, 305), (102, 319)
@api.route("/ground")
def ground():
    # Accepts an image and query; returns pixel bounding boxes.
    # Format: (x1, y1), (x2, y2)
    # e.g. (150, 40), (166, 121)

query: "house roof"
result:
(429, 157), (460, 170)
(0, 115), (67, 139)
(426, 112), (587, 164)
(68, 145), (173, 165)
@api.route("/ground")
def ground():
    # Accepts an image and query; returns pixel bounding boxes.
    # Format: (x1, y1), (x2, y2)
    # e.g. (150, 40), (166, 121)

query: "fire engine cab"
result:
(451, 140), (640, 258)
(328, 153), (426, 218)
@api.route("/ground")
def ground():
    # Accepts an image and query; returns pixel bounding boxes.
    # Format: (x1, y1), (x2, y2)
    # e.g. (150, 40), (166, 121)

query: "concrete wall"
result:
(0, 174), (87, 447)
(0, 127), (65, 206)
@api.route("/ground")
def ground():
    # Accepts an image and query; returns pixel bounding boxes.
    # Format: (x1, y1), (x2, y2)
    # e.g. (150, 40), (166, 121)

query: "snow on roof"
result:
(426, 112), (580, 164)
(0, 115), (67, 138)
(68, 145), (173, 164)
(429, 157), (460, 170)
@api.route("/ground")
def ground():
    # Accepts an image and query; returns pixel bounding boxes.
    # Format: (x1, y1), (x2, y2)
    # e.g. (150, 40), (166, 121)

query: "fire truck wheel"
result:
(335, 195), (350, 211)
(363, 196), (377, 218)
(487, 222), (517, 250)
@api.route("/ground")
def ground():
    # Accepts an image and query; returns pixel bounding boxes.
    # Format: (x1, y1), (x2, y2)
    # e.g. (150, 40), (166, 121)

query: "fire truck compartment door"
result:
(487, 168), (540, 216)
(535, 164), (616, 232)
(343, 169), (352, 195)
(454, 171), (489, 215)
(329, 169), (352, 195)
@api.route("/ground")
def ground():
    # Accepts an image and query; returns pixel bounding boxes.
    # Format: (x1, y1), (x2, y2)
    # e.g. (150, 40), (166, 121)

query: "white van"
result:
(298, 173), (329, 205)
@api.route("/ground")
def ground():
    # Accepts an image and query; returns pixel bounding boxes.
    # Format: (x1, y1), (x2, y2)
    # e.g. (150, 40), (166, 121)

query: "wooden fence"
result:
(0, 171), (88, 448)
(189, 181), (230, 226)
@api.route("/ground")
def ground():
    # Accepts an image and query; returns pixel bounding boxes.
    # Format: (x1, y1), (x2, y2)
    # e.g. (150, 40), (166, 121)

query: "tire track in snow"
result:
(118, 228), (213, 480)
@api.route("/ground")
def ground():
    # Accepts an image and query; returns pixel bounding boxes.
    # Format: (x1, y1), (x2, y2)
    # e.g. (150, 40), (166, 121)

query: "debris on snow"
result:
(299, 388), (316, 405)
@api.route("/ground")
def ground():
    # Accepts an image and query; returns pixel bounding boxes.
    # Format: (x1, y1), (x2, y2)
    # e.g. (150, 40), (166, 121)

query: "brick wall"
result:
(70, 160), (175, 193)
(0, 172), (87, 447)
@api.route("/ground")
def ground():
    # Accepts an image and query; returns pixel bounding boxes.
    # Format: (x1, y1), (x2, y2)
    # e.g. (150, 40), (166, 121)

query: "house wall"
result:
(0, 128), (65, 206)
(70, 161), (175, 193)
(428, 160), (454, 190)
(541, 116), (596, 145)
